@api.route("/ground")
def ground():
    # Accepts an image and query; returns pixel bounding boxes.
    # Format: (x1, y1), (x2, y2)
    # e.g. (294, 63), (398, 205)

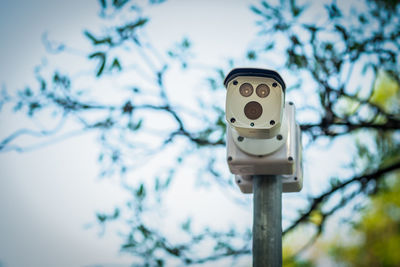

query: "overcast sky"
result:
(0, 1), (358, 266)
(0, 1), (261, 266)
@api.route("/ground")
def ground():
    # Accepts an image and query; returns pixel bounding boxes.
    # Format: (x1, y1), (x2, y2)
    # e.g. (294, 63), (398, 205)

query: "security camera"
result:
(225, 68), (286, 139)
(224, 68), (303, 193)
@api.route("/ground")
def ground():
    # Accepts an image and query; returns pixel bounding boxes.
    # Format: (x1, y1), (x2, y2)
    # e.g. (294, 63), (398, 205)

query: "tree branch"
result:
(283, 160), (400, 236)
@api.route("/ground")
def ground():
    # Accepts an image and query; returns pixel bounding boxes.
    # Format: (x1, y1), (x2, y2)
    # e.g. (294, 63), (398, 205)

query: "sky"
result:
(0, 0), (359, 266)
(0, 1), (260, 266)
(0, 2), (128, 266)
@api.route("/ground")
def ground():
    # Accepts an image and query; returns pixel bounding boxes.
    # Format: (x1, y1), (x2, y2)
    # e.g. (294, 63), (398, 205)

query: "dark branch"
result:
(283, 160), (400, 236)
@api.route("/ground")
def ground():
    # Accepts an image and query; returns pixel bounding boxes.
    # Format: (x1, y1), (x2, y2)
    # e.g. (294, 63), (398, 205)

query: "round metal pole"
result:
(253, 175), (282, 267)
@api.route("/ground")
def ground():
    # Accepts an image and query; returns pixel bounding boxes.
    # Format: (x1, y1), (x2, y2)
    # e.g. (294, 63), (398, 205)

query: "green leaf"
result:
(324, 42), (334, 51)
(113, 0), (129, 8)
(334, 24), (348, 40)
(97, 213), (106, 223)
(128, 119), (142, 131)
(370, 70), (399, 112)
(207, 78), (218, 90)
(40, 79), (46, 91)
(325, 3), (342, 19)
(117, 18), (149, 36)
(182, 38), (190, 48)
(156, 259), (164, 267)
(84, 30), (96, 43)
(13, 101), (23, 112)
(181, 218), (192, 232)
(358, 15), (367, 24)
(164, 176), (172, 188)
(290, 0), (304, 17)
(98, 0), (106, 9)
(53, 72), (71, 89)
(84, 30), (113, 46)
(28, 102), (41, 116)
(217, 68), (225, 80)
(133, 18), (149, 28)
(88, 52), (106, 77)
(134, 119), (143, 130)
(24, 87), (33, 97)
(330, 177), (340, 187)
(154, 177), (160, 191)
(88, 52), (105, 59)
(166, 247), (181, 256)
(138, 224), (150, 238)
(261, 1), (270, 9)
(122, 101), (133, 114)
(250, 6), (263, 15)
(247, 50), (257, 60)
(265, 43), (275, 50)
(112, 208), (120, 219)
(122, 243), (136, 249)
(136, 183), (146, 199)
(111, 58), (122, 71)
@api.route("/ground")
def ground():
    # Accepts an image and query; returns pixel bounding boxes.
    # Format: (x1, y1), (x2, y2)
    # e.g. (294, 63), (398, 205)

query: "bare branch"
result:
(283, 161), (400, 236)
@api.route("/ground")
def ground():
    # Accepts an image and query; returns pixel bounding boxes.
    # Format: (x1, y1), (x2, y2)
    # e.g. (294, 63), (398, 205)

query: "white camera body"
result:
(224, 68), (303, 193)
(225, 75), (284, 139)
(230, 123), (303, 193)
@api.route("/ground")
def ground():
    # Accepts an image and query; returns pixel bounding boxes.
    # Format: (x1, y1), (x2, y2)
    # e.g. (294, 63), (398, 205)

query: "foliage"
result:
(0, 0), (400, 265)
(329, 173), (400, 266)
(325, 117), (400, 266)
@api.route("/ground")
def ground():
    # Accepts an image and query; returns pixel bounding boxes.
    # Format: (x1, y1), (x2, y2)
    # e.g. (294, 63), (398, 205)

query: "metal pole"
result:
(253, 175), (282, 267)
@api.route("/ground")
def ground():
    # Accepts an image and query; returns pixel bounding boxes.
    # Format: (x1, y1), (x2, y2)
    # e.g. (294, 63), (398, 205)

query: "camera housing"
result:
(224, 68), (286, 139)
(233, 124), (303, 193)
(224, 68), (303, 193)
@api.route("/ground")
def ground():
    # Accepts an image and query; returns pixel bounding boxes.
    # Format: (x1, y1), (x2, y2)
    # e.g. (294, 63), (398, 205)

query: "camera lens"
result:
(256, 84), (270, 98)
(239, 83), (253, 97)
(244, 101), (263, 120)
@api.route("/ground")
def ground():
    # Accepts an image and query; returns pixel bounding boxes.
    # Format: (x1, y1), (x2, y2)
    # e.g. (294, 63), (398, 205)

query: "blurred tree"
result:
(317, 71), (400, 266)
(0, 0), (399, 266)
(329, 173), (400, 266)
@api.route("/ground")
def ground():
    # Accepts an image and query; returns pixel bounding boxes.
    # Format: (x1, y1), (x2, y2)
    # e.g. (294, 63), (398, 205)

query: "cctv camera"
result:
(233, 124), (303, 193)
(224, 68), (303, 193)
(224, 68), (286, 139)
(224, 68), (288, 156)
